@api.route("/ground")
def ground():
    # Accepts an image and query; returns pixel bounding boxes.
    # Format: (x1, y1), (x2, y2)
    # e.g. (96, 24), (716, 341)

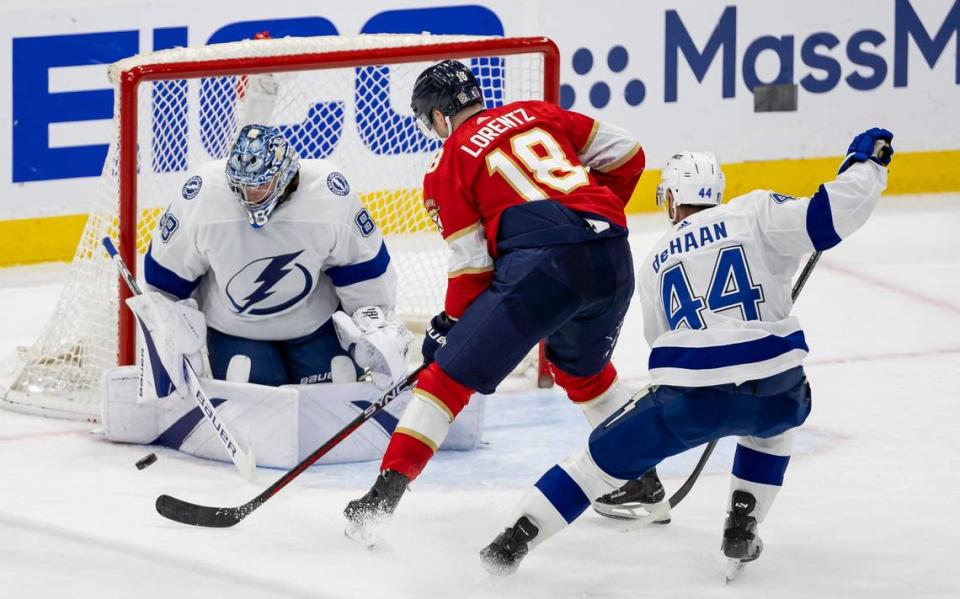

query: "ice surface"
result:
(1, 196), (959, 598)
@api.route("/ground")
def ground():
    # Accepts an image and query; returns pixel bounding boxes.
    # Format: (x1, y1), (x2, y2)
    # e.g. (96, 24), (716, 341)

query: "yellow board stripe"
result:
(1, 149), (958, 267)
(625, 149), (960, 213)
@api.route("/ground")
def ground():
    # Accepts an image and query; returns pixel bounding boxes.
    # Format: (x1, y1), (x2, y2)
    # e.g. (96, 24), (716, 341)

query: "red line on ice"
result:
(822, 261), (960, 316)
(0, 430), (88, 442)
(807, 347), (960, 366)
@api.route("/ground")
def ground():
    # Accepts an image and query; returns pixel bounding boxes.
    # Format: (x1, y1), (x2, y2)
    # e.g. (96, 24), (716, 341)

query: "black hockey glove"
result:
(422, 312), (455, 366)
(838, 127), (894, 174)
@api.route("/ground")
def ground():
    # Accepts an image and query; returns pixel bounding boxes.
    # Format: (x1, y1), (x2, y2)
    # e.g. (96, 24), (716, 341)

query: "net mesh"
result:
(0, 34), (548, 420)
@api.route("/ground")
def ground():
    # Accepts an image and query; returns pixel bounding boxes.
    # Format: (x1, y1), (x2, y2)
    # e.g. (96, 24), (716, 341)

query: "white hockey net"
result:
(0, 34), (553, 421)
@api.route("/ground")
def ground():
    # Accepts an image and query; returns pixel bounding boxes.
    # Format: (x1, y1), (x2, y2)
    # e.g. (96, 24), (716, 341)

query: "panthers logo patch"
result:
(424, 198), (443, 234)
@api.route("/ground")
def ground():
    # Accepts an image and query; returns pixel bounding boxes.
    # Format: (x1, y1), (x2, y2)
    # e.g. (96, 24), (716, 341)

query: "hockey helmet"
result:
(656, 151), (725, 209)
(411, 60), (484, 137)
(226, 124), (300, 228)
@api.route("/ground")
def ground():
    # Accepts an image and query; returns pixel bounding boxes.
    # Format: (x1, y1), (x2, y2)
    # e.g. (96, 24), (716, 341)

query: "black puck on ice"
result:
(136, 453), (158, 470)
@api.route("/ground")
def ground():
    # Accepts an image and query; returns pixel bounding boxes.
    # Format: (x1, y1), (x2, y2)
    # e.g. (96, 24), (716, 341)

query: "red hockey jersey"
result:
(421, 100), (645, 318)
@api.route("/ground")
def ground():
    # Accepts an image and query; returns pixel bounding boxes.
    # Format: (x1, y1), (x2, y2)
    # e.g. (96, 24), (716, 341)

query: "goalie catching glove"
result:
(333, 307), (413, 389)
(125, 292), (210, 400)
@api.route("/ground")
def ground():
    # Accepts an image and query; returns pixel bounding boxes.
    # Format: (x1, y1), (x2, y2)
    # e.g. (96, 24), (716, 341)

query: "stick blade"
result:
(155, 494), (245, 528)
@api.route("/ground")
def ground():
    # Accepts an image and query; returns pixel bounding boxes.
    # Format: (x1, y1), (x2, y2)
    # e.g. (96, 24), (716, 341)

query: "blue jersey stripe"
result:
(144, 244), (201, 300)
(805, 184), (842, 250)
(733, 443), (791, 486)
(649, 330), (808, 371)
(326, 241), (391, 287)
(534, 465), (591, 524)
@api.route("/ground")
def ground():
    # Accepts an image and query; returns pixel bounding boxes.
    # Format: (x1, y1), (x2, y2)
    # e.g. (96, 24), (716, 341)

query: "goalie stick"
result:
(102, 237), (256, 481)
(630, 250), (823, 527)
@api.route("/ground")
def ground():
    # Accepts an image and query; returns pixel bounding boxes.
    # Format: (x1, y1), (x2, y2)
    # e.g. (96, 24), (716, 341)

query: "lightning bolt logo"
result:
(226, 250), (313, 316)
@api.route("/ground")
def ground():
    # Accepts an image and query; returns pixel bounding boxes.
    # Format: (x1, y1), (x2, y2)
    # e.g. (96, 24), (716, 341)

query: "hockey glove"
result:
(333, 306), (413, 389)
(422, 312), (455, 366)
(125, 292), (210, 399)
(838, 127), (894, 174)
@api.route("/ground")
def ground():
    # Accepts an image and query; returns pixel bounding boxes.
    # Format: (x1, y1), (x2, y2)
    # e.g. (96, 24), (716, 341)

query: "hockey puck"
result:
(135, 453), (158, 470)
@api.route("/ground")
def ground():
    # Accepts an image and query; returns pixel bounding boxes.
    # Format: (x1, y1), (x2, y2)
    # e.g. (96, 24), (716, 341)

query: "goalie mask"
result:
(656, 151), (725, 214)
(411, 60), (484, 139)
(226, 124), (300, 228)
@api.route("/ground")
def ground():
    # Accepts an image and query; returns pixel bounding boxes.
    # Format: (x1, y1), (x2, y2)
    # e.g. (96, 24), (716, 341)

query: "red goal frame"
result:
(113, 36), (560, 368)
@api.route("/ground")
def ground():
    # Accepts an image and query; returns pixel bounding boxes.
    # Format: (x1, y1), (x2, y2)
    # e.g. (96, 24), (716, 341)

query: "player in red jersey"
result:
(344, 60), (658, 543)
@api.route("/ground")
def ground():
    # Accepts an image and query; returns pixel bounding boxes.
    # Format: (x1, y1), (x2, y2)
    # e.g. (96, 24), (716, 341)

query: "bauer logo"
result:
(225, 250), (314, 316)
(327, 172), (351, 196)
(182, 176), (203, 200)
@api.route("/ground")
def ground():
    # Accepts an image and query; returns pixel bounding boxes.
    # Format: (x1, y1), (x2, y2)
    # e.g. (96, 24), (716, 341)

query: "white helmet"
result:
(656, 151), (725, 209)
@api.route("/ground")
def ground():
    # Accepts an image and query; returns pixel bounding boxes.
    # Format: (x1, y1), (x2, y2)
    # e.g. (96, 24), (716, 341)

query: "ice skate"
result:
(593, 468), (671, 524)
(479, 516), (540, 576)
(721, 490), (763, 582)
(343, 470), (409, 547)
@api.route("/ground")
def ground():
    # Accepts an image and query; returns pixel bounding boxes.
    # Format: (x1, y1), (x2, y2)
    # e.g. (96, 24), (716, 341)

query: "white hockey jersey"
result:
(145, 159), (396, 341)
(637, 160), (888, 387)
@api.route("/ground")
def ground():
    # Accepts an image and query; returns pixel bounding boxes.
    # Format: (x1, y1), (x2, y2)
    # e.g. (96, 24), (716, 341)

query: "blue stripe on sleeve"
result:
(143, 244), (201, 300)
(732, 443), (791, 486)
(534, 465), (591, 524)
(326, 241), (391, 287)
(648, 330), (808, 371)
(805, 184), (842, 250)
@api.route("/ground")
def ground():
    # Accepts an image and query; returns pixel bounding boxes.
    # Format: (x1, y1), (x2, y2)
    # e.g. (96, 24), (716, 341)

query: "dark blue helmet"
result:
(411, 60), (483, 136)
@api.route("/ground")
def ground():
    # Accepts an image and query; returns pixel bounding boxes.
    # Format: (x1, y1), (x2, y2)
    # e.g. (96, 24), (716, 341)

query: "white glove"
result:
(126, 292), (209, 398)
(333, 306), (413, 389)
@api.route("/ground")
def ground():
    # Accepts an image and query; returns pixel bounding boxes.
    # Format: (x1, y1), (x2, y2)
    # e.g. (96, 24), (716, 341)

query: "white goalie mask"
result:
(656, 151), (726, 210)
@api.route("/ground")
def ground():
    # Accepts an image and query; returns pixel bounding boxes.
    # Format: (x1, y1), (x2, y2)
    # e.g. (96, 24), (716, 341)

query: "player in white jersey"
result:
(142, 124), (410, 390)
(478, 127), (894, 578)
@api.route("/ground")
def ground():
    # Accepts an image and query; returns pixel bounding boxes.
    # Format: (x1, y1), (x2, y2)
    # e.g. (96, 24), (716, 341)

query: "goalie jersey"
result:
(637, 160), (888, 386)
(144, 159), (396, 341)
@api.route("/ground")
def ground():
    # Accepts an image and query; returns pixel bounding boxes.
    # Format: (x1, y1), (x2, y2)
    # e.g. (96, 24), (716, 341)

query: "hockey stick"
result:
(155, 365), (425, 527)
(630, 250), (823, 527)
(102, 237), (257, 481)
